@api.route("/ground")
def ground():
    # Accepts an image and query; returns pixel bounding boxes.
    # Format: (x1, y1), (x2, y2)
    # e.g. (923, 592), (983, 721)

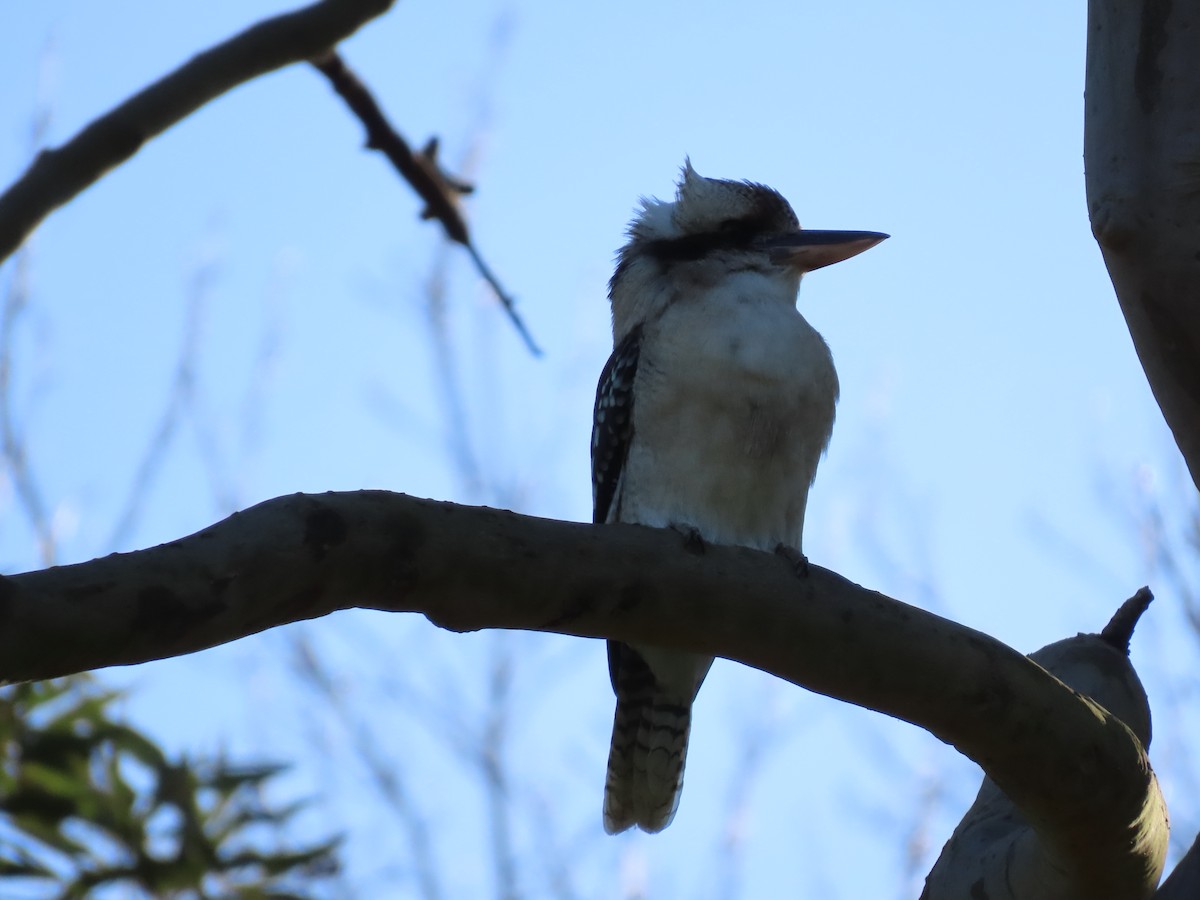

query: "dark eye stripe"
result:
(646, 221), (759, 262)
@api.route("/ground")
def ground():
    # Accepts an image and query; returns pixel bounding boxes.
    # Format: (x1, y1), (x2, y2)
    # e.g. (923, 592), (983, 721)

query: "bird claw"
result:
(774, 543), (809, 577)
(670, 522), (707, 555)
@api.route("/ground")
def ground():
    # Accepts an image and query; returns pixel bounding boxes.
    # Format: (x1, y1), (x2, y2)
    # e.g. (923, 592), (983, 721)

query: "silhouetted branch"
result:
(0, 0), (396, 264)
(310, 51), (541, 356)
(0, 490), (1165, 899)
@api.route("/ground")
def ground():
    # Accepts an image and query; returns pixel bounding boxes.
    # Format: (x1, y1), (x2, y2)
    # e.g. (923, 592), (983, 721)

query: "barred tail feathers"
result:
(603, 642), (707, 834)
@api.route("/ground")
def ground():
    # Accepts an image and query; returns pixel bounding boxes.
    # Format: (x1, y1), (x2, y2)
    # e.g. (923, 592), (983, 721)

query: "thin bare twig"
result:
(289, 633), (445, 900)
(480, 635), (518, 900)
(0, 0), (397, 264)
(898, 767), (957, 899)
(310, 51), (541, 357)
(524, 786), (587, 900)
(713, 680), (794, 900)
(424, 242), (486, 498)
(105, 253), (221, 551)
(0, 252), (54, 565)
(0, 45), (59, 566)
(238, 252), (290, 459)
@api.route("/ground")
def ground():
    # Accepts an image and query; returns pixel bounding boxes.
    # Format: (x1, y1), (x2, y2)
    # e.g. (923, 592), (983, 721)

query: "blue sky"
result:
(2, 1), (1195, 896)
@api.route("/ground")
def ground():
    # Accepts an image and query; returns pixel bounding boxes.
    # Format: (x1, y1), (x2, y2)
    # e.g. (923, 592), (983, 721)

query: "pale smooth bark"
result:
(1081, 3), (1200, 890)
(922, 631), (1166, 900)
(1084, 0), (1200, 493)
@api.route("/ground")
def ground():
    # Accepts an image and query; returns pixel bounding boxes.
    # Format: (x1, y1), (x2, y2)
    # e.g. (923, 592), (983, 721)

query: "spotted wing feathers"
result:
(591, 325), (642, 526)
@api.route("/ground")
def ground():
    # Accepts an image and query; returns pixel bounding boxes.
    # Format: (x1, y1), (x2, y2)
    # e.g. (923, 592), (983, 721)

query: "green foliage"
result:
(0, 676), (340, 899)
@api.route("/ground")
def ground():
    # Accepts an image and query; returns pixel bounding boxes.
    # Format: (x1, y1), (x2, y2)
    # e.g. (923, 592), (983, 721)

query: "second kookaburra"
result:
(593, 161), (886, 834)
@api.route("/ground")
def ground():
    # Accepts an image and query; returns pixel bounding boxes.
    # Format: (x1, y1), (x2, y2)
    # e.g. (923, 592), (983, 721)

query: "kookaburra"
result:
(592, 161), (886, 834)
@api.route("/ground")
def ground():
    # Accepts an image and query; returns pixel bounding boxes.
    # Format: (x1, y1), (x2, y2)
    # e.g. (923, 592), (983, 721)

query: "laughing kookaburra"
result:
(593, 161), (886, 834)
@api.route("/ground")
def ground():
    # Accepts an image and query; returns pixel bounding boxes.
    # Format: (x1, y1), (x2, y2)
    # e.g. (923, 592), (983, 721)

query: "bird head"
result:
(609, 161), (887, 338)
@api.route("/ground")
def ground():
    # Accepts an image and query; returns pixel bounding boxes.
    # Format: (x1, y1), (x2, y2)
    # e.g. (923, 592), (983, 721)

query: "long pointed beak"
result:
(761, 230), (888, 273)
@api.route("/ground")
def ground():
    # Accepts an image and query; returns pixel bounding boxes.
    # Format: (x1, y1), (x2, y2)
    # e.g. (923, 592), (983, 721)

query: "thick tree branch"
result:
(0, 490), (1166, 899)
(0, 0), (396, 265)
(1085, 0), (1200, 492)
(924, 605), (1164, 900)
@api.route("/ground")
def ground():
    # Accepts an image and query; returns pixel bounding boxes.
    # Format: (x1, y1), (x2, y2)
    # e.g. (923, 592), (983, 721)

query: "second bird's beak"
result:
(761, 230), (888, 273)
